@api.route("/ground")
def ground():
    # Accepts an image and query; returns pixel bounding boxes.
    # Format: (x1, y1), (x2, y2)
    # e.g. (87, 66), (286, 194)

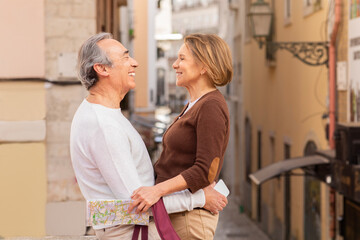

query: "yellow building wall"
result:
(0, 82), (46, 237)
(0, 143), (46, 237)
(0, 82), (46, 120)
(133, 0), (149, 108)
(243, 1), (329, 239)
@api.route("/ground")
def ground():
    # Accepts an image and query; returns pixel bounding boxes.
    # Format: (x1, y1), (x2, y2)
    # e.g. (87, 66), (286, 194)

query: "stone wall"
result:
(44, 0), (95, 235)
(45, 0), (96, 80)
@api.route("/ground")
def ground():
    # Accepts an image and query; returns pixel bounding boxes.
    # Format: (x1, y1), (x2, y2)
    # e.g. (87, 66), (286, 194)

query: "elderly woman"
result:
(130, 33), (232, 239)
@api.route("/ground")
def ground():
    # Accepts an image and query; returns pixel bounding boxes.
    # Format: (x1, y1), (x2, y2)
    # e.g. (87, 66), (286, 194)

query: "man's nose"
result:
(131, 58), (139, 67)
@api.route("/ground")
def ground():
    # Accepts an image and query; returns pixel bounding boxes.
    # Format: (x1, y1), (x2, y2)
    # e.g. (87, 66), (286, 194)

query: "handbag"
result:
(132, 198), (180, 240)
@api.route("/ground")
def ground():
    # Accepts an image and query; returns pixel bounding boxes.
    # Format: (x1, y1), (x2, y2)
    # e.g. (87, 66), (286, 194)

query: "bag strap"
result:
(132, 225), (148, 240)
(151, 198), (181, 240)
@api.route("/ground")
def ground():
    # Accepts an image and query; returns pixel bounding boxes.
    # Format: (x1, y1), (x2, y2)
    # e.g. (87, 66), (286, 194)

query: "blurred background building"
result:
(1, 0), (360, 239)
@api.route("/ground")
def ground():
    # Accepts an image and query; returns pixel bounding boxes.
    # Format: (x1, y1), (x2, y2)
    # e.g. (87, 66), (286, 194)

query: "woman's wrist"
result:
(155, 182), (167, 197)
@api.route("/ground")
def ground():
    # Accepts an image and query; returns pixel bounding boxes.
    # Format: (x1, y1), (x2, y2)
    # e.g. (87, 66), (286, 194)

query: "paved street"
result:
(215, 198), (270, 240)
(4, 198), (270, 240)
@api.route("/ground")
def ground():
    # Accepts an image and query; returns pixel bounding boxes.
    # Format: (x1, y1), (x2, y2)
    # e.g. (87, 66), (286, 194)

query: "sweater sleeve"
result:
(163, 189), (205, 214)
(181, 99), (228, 192)
(88, 124), (143, 198)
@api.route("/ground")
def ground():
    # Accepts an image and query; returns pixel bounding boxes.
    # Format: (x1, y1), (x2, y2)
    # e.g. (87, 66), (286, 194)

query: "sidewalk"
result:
(215, 198), (271, 240)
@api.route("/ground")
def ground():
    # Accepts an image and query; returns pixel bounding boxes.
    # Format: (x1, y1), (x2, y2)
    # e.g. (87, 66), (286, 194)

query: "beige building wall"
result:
(0, 0), (45, 78)
(0, 82), (46, 238)
(0, 0), (47, 237)
(133, 0), (149, 108)
(243, 0), (329, 239)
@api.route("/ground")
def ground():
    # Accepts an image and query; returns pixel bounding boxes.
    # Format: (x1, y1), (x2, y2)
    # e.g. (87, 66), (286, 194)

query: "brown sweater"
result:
(154, 90), (230, 193)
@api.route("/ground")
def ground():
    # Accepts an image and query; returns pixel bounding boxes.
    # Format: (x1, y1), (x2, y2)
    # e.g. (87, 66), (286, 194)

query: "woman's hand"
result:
(128, 186), (162, 214)
(203, 182), (228, 214)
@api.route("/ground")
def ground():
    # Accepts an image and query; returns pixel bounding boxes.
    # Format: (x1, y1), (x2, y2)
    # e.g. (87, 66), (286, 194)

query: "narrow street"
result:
(215, 198), (270, 240)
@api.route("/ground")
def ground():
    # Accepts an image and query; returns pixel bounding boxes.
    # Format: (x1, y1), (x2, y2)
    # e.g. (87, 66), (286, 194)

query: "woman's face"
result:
(172, 43), (203, 88)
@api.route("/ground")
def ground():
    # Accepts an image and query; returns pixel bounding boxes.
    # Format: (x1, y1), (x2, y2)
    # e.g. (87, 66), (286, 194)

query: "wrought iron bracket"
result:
(266, 41), (329, 66)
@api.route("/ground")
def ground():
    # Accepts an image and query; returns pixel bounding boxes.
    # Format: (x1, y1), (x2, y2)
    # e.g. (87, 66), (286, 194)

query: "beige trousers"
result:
(94, 222), (161, 240)
(169, 209), (219, 240)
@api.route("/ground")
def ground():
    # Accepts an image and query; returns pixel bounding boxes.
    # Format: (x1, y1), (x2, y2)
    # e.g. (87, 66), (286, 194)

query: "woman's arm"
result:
(181, 99), (229, 192)
(129, 181), (228, 214)
(129, 174), (187, 213)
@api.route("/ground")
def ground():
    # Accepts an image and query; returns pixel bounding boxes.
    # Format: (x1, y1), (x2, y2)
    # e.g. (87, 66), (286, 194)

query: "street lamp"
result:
(248, 0), (273, 48)
(248, 0), (328, 66)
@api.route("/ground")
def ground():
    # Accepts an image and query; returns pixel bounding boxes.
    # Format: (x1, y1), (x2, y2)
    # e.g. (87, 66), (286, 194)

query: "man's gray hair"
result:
(77, 32), (113, 90)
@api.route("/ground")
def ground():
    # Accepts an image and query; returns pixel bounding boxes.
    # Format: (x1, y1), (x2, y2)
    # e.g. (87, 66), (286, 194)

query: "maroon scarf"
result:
(132, 198), (180, 240)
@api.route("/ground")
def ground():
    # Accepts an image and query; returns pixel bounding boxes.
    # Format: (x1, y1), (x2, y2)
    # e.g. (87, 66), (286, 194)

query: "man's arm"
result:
(162, 184), (228, 215)
(162, 189), (205, 214)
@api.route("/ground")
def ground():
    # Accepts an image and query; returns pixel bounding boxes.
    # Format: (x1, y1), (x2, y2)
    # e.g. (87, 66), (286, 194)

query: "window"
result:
(303, 141), (321, 240)
(257, 130), (262, 222)
(303, 0), (322, 17)
(244, 118), (253, 215)
(156, 68), (166, 106)
(245, 0), (252, 42)
(284, 0), (292, 25)
(270, 135), (275, 163)
(97, 0), (127, 40)
(245, 119), (252, 183)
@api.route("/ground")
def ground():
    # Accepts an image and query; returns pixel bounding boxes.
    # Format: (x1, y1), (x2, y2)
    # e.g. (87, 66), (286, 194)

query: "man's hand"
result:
(203, 182), (228, 215)
(128, 186), (162, 214)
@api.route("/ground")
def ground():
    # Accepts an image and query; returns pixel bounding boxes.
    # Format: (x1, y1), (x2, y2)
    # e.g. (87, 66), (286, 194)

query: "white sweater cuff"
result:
(191, 189), (205, 208)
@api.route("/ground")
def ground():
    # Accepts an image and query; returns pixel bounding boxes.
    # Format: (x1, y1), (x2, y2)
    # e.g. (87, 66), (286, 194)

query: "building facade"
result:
(229, 0), (332, 239)
(225, 0), (360, 239)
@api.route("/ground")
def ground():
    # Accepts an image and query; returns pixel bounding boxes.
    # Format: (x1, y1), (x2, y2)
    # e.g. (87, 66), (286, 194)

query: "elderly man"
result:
(70, 32), (227, 240)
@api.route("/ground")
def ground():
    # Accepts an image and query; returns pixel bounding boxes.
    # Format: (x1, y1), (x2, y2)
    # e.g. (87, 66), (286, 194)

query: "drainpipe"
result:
(329, 0), (341, 239)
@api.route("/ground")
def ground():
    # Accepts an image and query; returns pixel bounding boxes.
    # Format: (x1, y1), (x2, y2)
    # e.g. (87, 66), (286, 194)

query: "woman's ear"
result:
(93, 63), (109, 77)
(200, 67), (207, 75)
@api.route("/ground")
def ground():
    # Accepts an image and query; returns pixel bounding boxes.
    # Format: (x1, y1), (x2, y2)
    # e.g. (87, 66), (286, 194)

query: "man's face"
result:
(98, 39), (138, 93)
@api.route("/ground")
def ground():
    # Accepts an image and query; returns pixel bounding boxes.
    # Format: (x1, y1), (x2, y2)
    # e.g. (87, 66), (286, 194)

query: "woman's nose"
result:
(172, 59), (178, 69)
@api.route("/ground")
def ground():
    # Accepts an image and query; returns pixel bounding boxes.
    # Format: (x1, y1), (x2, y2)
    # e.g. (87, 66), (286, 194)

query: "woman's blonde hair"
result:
(184, 33), (233, 86)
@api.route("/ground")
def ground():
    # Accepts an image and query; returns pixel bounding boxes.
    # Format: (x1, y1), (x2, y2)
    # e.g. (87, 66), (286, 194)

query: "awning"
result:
(249, 154), (330, 185)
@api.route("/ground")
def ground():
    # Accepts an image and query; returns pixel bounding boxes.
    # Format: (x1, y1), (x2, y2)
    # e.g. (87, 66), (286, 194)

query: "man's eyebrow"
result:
(123, 50), (129, 56)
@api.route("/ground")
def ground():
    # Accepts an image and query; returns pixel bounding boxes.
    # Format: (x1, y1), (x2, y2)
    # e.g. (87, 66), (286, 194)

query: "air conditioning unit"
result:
(335, 123), (360, 164)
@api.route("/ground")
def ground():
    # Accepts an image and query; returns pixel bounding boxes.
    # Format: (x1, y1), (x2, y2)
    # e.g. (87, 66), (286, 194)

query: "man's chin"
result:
(129, 83), (136, 89)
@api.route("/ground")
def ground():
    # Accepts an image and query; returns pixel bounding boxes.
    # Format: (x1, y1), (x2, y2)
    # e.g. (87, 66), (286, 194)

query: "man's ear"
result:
(93, 63), (109, 77)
